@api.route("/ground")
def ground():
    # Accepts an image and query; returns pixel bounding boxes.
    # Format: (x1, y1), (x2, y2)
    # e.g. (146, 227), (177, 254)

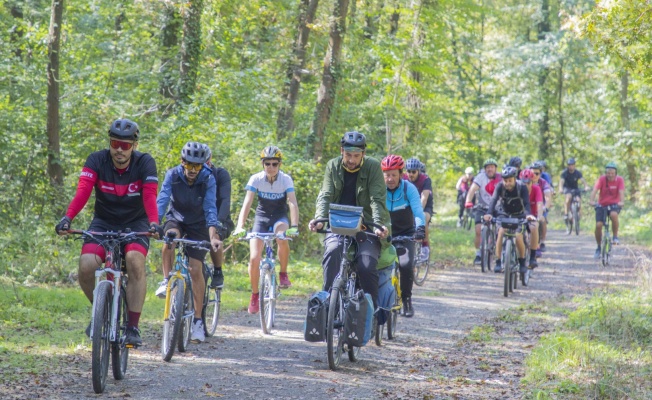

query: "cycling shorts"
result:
(163, 219), (211, 260)
(595, 206), (621, 223)
(81, 217), (150, 262)
(252, 214), (289, 233)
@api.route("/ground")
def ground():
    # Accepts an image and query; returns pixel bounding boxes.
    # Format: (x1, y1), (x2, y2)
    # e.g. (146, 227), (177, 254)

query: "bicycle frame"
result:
(163, 246), (193, 321)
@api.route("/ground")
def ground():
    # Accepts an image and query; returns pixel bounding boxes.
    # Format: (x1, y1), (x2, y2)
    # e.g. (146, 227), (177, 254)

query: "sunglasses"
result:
(183, 162), (203, 171)
(533, 172), (540, 176)
(407, 170), (419, 174)
(264, 162), (280, 167)
(110, 139), (133, 151)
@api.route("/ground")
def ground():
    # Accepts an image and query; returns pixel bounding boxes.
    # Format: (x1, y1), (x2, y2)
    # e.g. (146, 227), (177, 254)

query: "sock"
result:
(530, 249), (537, 259)
(194, 317), (201, 323)
(128, 311), (141, 329)
(496, 259), (501, 265)
(422, 242), (429, 247)
(214, 266), (222, 273)
(518, 258), (526, 268)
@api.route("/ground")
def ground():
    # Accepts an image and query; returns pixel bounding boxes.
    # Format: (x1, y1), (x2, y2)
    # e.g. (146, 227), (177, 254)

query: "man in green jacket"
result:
(309, 131), (390, 308)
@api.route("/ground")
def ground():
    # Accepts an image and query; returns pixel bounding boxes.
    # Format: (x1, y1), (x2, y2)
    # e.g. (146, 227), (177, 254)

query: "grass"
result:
(466, 324), (495, 343)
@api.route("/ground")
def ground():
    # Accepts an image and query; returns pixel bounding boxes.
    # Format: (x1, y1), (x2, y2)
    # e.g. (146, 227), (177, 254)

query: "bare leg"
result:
(125, 251), (147, 313)
(248, 239), (263, 293)
(79, 254), (102, 303)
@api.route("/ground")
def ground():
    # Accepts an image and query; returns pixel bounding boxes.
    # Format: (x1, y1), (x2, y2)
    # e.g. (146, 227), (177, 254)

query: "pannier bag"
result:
(344, 290), (374, 347)
(376, 265), (395, 326)
(303, 291), (329, 342)
(329, 204), (364, 236)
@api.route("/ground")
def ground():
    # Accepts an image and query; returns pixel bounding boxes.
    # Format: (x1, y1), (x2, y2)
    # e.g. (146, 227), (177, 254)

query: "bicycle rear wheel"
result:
(503, 241), (512, 297)
(91, 281), (112, 394)
(178, 283), (192, 352)
(413, 258), (429, 286)
(111, 285), (129, 380)
(259, 267), (275, 334)
(326, 287), (343, 370)
(374, 316), (384, 346)
(203, 272), (221, 337)
(161, 279), (184, 362)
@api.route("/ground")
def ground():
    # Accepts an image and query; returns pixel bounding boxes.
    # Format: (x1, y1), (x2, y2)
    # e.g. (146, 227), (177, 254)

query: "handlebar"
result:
(593, 204), (621, 212)
(161, 231), (210, 250)
(310, 218), (385, 236)
(391, 235), (417, 243)
(64, 229), (154, 240)
(239, 232), (292, 241)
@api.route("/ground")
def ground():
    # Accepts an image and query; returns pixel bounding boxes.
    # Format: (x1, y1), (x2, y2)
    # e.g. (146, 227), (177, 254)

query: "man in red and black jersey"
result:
(55, 118), (161, 347)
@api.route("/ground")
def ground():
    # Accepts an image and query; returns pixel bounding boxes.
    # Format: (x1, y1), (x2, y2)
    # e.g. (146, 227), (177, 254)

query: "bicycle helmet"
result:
(260, 145), (283, 160)
(108, 118), (139, 141)
(419, 161), (426, 173)
(519, 168), (535, 182)
(567, 157), (576, 165)
(508, 156), (522, 168)
(465, 167), (474, 174)
(340, 131), (366, 150)
(381, 155), (405, 171)
(537, 160), (547, 168)
(483, 158), (498, 168)
(202, 143), (212, 160)
(605, 162), (617, 171)
(181, 141), (209, 164)
(530, 161), (543, 171)
(501, 166), (518, 179)
(405, 157), (421, 171)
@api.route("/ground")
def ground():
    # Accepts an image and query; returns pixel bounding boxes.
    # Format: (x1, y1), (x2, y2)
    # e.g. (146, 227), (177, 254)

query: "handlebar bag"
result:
(329, 204), (364, 236)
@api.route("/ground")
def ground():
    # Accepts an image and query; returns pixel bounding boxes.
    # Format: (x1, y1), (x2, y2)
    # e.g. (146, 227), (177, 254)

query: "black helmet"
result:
(181, 141), (209, 164)
(108, 118), (139, 141)
(508, 156), (522, 168)
(340, 131), (366, 150)
(567, 157), (576, 165)
(501, 166), (518, 179)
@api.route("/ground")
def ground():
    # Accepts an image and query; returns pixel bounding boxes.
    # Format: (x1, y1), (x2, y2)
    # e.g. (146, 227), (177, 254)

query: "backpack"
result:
(303, 291), (329, 342)
(344, 290), (374, 347)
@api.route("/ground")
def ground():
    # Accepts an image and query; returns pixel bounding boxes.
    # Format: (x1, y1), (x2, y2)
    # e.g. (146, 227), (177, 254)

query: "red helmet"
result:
(519, 168), (535, 182)
(381, 154), (405, 171)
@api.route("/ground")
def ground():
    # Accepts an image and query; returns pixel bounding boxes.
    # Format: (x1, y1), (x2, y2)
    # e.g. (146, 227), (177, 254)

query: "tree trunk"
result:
(178, 0), (203, 105)
(8, 1), (24, 59)
(389, 1), (400, 36)
(537, 0), (551, 162)
(276, 0), (320, 140)
(47, 0), (64, 187)
(311, 0), (351, 161)
(160, 1), (181, 102)
(620, 70), (638, 203)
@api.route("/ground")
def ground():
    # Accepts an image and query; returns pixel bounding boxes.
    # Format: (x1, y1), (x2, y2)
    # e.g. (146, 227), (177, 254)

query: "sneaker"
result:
(279, 272), (292, 289)
(211, 269), (224, 288)
(528, 259), (538, 269)
(190, 320), (205, 343)
(494, 261), (503, 273)
(519, 264), (528, 274)
(473, 255), (481, 265)
(594, 248), (601, 259)
(85, 321), (91, 338)
(421, 247), (430, 261)
(124, 326), (142, 348)
(248, 293), (260, 314)
(563, 214), (569, 220)
(155, 279), (168, 299)
(403, 297), (414, 318)
(456, 219), (462, 228)
(536, 249), (542, 258)
(540, 243), (547, 252)
(612, 237), (620, 245)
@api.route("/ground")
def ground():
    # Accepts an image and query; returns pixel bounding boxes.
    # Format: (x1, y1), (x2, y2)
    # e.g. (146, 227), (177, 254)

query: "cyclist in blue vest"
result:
(156, 142), (222, 344)
(382, 155), (426, 317)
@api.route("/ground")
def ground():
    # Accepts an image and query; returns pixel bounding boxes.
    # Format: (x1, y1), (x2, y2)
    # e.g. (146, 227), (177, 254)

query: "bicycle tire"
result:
(375, 318), (384, 346)
(480, 225), (492, 273)
(521, 269), (530, 286)
(413, 259), (429, 286)
(111, 285), (129, 381)
(465, 210), (472, 231)
(259, 267), (275, 334)
(91, 281), (112, 394)
(178, 283), (192, 352)
(503, 241), (512, 297)
(161, 279), (184, 362)
(203, 274), (221, 337)
(573, 204), (580, 236)
(326, 287), (343, 370)
(565, 214), (572, 235)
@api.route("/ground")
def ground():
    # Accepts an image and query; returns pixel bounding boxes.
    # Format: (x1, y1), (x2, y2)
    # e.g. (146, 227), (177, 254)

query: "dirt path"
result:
(15, 229), (637, 399)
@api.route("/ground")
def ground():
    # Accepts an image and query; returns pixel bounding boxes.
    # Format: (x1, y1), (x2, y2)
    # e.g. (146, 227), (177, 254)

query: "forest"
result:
(1, 0), (651, 282)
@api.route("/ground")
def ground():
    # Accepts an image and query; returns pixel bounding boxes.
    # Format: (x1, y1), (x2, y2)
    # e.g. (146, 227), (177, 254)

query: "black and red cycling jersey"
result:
(65, 149), (158, 225)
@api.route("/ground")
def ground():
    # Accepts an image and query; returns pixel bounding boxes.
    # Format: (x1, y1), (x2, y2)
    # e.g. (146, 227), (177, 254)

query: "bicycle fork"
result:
(90, 268), (121, 343)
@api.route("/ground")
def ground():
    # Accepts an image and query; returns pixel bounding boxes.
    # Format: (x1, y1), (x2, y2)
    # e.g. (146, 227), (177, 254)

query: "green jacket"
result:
(314, 155), (391, 236)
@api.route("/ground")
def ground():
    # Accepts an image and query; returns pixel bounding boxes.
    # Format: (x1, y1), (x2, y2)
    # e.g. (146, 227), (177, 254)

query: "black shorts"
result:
(563, 187), (580, 195)
(473, 207), (488, 224)
(163, 219), (210, 261)
(252, 214), (289, 233)
(595, 206), (621, 223)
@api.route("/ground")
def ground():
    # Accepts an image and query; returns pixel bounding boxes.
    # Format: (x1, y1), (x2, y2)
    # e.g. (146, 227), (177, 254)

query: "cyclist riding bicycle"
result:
(589, 162), (625, 258)
(309, 131), (390, 310)
(559, 158), (589, 221)
(404, 157), (433, 261)
(484, 166), (536, 274)
(508, 156), (523, 177)
(233, 146), (300, 314)
(456, 167), (475, 227)
(519, 169), (543, 269)
(204, 144), (235, 289)
(530, 162), (553, 254)
(55, 118), (162, 347)
(156, 141), (222, 343)
(537, 160), (553, 187)
(465, 158), (502, 265)
(381, 155), (426, 317)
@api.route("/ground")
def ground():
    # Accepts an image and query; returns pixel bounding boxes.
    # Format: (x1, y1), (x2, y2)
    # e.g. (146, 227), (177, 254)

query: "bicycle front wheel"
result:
(326, 287), (343, 370)
(203, 275), (221, 337)
(259, 268), (275, 334)
(573, 205), (580, 236)
(111, 285), (129, 380)
(503, 241), (512, 297)
(178, 283), (192, 352)
(91, 281), (112, 394)
(480, 226), (493, 273)
(161, 279), (184, 362)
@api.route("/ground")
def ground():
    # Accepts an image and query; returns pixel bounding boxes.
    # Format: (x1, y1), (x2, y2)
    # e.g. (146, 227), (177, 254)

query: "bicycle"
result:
(202, 261), (221, 337)
(312, 206), (382, 371)
(494, 217), (528, 297)
(160, 232), (210, 362)
(596, 204), (620, 267)
(412, 239), (430, 286)
(457, 192), (473, 230)
(565, 189), (584, 235)
(65, 229), (153, 394)
(240, 232), (292, 335)
(479, 206), (496, 273)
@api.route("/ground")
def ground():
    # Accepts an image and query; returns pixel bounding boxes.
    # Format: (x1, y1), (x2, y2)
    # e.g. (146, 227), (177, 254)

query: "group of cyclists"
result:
(456, 156), (625, 272)
(55, 120), (438, 349)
